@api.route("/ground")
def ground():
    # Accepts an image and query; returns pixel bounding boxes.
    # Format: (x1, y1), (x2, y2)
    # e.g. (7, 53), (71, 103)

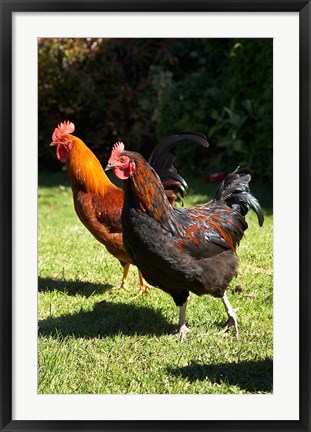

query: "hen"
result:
(50, 121), (208, 295)
(106, 142), (264, 340)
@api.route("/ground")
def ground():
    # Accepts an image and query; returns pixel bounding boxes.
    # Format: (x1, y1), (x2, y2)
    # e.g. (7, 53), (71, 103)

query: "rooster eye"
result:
(120, 157), (126, 163)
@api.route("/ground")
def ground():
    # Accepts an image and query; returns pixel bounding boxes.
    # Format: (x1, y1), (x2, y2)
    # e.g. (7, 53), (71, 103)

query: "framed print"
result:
(1, 1), (310, 431)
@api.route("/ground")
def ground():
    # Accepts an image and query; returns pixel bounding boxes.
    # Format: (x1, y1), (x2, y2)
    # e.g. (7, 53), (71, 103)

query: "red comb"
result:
(52, 121), (75, 142)
(112, 141), (125, 156)
(108, 141), (125, 165)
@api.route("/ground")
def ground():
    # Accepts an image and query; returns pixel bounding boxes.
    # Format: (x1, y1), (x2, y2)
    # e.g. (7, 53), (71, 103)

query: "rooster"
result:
(50, 121), (208, 295)
(106, 142), (264, 340)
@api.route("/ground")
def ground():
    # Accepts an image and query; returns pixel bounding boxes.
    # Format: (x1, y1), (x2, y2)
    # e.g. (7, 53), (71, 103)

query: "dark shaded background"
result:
(38, 38), (272, 193)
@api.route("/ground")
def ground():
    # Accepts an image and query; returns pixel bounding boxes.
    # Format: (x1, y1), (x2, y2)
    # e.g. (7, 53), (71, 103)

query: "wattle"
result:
(113, 167), (130, 180)
(56, 144), (69, 163)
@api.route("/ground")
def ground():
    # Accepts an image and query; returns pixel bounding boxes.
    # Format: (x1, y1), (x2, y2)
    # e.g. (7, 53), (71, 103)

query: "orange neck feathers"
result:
(66, 135), (118, 196)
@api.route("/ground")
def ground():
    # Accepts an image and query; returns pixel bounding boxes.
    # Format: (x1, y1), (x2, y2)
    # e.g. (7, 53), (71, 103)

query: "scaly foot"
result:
(111, 281), (130, 292)
(221, 307), (239, 337)
(175, 323), (192, 342)
(221, 293), (239, 337)
(134, 271), (151, 298)
(174, 301), (191, 342)
(112, 263), (131, 291)
(132, 283), (150, 299)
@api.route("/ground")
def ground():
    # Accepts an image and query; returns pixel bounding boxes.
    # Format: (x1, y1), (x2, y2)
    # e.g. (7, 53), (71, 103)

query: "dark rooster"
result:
(50, 122), (208, 295)
(106, 142), (264, 340)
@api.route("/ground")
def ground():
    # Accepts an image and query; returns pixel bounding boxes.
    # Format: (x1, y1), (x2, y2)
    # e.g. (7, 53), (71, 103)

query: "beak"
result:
(105, 163), (114, 172)
(50, 141), (57, 147)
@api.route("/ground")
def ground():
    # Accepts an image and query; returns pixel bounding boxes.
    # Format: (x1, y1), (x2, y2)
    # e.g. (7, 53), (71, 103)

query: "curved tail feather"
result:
(149, 132), (209, 203)
(215, 167), (264, 226)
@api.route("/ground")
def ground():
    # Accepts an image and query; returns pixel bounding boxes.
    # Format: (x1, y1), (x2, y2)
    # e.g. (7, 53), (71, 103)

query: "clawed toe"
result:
(132, 285), (150, 299)
(221, 294), (239, 337)
(221, 308), (239, 337)
(112, 283), (130, 292)
(141, 284), (150, 294)
(175, 324), (192, 342)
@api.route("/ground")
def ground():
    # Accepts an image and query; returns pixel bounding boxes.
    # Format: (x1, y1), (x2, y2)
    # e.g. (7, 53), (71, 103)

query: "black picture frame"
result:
(1, 1), (310, 431)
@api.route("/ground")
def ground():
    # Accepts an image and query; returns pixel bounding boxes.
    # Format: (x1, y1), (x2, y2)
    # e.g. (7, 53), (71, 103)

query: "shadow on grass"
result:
(39, 299), (176, 339)
(167, 358), (273, 393)
(38, 277), (113, 298)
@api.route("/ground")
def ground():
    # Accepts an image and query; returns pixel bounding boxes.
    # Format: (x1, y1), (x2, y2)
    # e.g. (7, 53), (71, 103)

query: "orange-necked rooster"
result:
(106, 142), (264, 340)
(50, 121), (208, 295)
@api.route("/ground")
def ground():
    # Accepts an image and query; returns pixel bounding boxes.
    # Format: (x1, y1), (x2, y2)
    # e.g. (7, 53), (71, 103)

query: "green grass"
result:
(38, 171), (273, 394)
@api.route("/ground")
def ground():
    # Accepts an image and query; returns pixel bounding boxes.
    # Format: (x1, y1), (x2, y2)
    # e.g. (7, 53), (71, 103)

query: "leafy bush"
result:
(39, 38), (272, 187)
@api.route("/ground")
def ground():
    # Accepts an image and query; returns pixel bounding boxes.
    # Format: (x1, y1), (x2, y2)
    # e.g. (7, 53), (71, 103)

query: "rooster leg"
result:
(114, 263), (130, 291)
(176, 301), (192, 342)
(133, 271), (151, 297)
(221, 293), (239, 337)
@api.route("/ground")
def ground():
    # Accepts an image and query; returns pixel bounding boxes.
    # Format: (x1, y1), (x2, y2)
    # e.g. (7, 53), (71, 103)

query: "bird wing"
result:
(89, 188), (124, 233)
(167, 205), (240, 258)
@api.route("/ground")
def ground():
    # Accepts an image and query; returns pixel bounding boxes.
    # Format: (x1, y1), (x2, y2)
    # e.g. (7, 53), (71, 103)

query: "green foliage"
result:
(153, 39), (272, 180)
(38, 172), (273, 394)
(39, 38), (272, 187)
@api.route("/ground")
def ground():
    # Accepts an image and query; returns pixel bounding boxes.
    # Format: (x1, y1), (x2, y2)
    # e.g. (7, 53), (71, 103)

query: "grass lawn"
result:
(38, 170), (273, 394)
